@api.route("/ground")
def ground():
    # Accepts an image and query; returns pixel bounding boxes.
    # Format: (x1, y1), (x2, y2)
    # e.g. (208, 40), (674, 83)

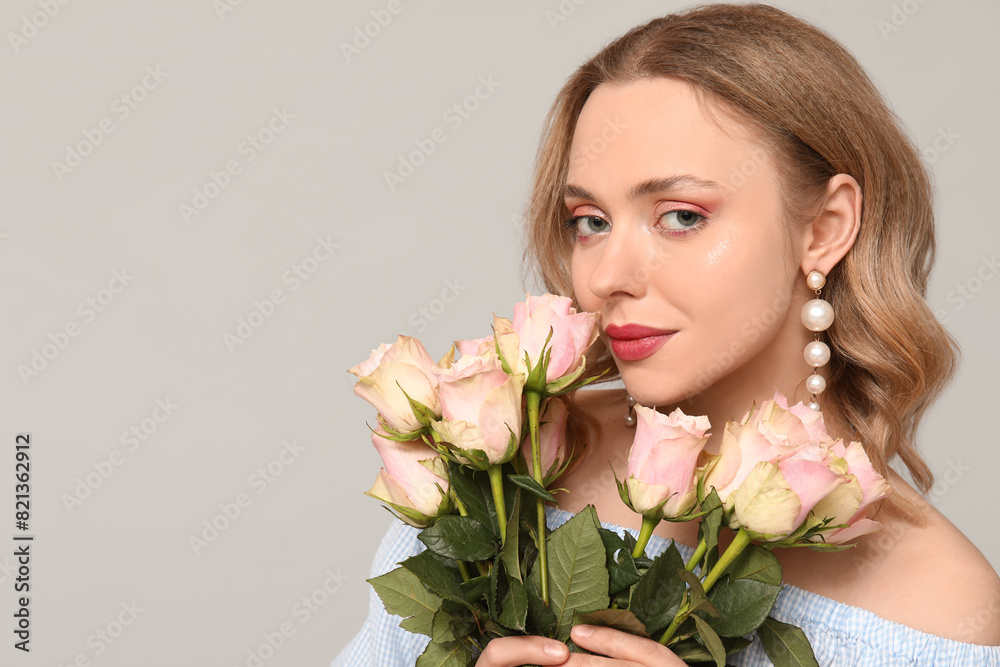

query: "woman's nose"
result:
(585, 223), (649, 300)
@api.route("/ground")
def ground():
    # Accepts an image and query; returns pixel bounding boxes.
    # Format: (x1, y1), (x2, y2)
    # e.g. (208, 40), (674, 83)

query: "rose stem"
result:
(487, 465), (507, 544)
(658, 528), (753, 645)
(632, 515), (659, 559)
(684, 538), (708, 572)
(526, 389), (549, 604)
(452, 491), (488, 576)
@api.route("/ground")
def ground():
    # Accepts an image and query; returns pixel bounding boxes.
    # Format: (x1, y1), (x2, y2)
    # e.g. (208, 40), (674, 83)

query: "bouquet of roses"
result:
(347, 293), (890, 667)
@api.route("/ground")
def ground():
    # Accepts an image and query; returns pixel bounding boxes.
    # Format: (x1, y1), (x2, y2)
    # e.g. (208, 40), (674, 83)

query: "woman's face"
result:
(567, 77), (811, 412)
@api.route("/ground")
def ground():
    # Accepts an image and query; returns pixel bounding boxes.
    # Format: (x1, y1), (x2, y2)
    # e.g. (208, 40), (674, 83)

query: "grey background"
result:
(0, 1), (996, 665)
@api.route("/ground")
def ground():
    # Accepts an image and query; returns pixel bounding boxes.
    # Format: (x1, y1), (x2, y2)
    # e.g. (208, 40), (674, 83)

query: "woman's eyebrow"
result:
(562, 175), (724, 203)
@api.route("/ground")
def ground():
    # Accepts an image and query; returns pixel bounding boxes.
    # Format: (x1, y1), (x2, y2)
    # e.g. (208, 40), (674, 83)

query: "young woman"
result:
(335, 4), (1000, 665)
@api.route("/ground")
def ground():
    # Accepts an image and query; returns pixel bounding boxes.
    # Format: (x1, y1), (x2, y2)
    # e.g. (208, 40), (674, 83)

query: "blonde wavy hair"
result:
(522, 3), (960, 521)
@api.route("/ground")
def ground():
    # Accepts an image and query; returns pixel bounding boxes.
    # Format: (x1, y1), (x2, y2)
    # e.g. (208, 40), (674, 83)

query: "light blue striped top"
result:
(332, 506), (1000, 666)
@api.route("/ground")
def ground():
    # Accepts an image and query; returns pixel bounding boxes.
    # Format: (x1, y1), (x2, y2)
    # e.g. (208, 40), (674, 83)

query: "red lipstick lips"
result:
(604, 323), (677, 361)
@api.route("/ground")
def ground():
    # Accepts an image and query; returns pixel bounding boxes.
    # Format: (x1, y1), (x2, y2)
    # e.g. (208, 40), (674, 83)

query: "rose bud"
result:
(494, 293), (599, 389)
(622, 405), (711, 520)
(703, 392), (832, 504)
(729, 444), (849, 540)
(431, 350), (525, 469)
(365, 429), (451, 528)
(807, 440), (891, 544)
(348, 335), (441, 437)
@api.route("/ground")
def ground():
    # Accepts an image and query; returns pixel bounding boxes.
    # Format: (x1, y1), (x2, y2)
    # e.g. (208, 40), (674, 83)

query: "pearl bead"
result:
(804, 340), (831, 367)
(808, 401), (821, 411)
(806, 270), (826, 290)
(801, 298), (835, 332)
(624, 412), (636, 426)
(626, 394), (636, 407)
(805, 373), (827, 394)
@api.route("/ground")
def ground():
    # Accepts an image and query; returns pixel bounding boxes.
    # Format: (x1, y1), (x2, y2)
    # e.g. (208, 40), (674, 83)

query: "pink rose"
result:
(366, 429), (450, 527)
(729, 443), (850, 540)
(431, 350), (525, 468)
(623, 405), (711, 519)
(703, 392), (831, 503)
(453, 335), (495, 358)
(496, 293), (599, 386)
(807, 440), (891, 544)
(520, 396), (572, 486)
(348, 335), (441, 436)
(771, 390), (830, 444)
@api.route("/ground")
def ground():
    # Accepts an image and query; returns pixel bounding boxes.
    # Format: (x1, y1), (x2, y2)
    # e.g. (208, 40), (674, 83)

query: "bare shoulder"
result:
(846, 474), (1000, 645)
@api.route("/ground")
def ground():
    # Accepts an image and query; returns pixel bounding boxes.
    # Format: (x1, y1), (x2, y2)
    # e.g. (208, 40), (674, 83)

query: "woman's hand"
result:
(566, 625), (688, 665)
(474, 634), (572, 666)
(475, 626), (687, 666)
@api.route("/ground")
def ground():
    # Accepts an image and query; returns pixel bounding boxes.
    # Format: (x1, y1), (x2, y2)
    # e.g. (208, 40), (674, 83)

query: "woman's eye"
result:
(660, 209), (705, 231)
(564, 215), (610, 236)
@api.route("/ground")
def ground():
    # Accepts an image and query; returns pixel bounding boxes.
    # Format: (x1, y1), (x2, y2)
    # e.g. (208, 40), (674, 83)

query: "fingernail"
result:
(573, 624), (594, 637)
(543, 641), (568, 657)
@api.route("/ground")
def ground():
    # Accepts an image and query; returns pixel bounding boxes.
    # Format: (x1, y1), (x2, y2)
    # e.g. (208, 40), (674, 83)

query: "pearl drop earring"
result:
(800, 269), (833, 411)
(624, 394), (636, 426)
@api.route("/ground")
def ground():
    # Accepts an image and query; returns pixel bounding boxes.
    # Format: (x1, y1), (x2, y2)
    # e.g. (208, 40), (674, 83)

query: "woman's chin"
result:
(620, 382), (688, 411)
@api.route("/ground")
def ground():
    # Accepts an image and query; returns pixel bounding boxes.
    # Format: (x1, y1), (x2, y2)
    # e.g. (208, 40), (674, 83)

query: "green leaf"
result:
(368, 567), (443, 637)
(678, 569), (706, 600)
(677, 570), (722, 619)
(430, 609), (457, 643)
(482, 619), (514, 638)
(497, 571), (529, 631)
(438, 600), (478, 641)
(707, 575), (781, 637)
(447, 463), (497, 535)
(728, 545), (782, 586)
(673, 634), (751, 659)
(399, 613), (434, 637)
(545, 505), (611, 640)
(629, 542), (687, 636)
(400, 551), (468, 607)
(508, 474), (556, 502)
(500, 487), (523, 583)
(670, 637), (715, 662)
(599, 528), (642, 595)
(519, 534), (538, 582)
(418, 515), (498, 561)
(691, 614), (726, 667)
(633, 554), (654, 571)
(699, 489), (724, 574)
(459, 573), (490, 602)
(612, 587), (631, 610)
(487, 553), (500, 617)
(621, 529), (638, 554)
(758, 616), (820, 667)
(727, 636), (753, 653)
(525, 564), (557, 636)
(573, 608), (649, 637)
(415, 640), (470, 667)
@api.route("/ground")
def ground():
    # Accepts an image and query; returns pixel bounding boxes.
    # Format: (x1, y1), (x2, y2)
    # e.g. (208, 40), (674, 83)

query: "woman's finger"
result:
(568, 625), (688, 666)
(475, 635), (571, 667)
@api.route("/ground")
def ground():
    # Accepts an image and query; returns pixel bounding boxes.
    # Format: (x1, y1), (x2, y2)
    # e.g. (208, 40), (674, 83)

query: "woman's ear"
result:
(800, 173), (862, 275)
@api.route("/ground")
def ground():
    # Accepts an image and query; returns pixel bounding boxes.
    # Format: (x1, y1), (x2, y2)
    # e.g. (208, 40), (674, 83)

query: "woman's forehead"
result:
(567, 79), (774, 199)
